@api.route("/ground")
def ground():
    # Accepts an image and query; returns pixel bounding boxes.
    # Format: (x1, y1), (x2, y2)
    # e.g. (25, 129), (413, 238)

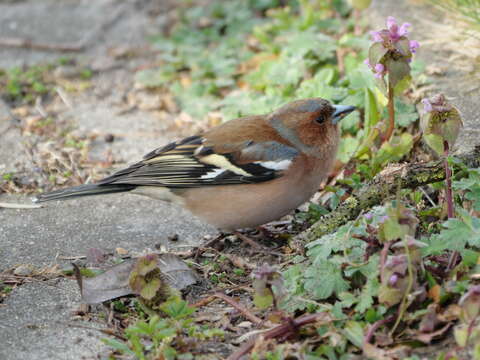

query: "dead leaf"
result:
(416, 323), (452, 344)
(74, 253), (198, 304)
(428, 284), (441, 303)
(363, 343), (410, 360)
(115, 247), (129, 256)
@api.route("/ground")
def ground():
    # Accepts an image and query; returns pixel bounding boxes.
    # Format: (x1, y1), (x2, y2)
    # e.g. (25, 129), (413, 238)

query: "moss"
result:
(298, 152), (480, 244)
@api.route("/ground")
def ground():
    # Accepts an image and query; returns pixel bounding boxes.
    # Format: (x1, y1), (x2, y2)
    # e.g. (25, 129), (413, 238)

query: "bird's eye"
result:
(315, 115), (325, 124)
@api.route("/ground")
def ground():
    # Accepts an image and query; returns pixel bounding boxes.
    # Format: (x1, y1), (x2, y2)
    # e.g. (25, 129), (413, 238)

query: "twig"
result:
(0, 37), (84, 52)
(65, 322), (126, 341)
(419, 186), (437, 207)
(296, 147), (480, 243)
(364, 315), (396, 344)
(55, 87), (73, 109)
(0, 202), (42, 209)
(191, 295), (216, 308)
(227, 313), (331, 360)
(234, 231), (263, 249)
(57, 255), (87, 260)
(389, 238), (414, 336)
(380, 241), (392, 272)
(213, 292), (262, 325)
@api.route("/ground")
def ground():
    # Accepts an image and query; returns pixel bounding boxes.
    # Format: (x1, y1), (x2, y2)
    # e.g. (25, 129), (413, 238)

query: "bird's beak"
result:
(331, 105), (356, 124)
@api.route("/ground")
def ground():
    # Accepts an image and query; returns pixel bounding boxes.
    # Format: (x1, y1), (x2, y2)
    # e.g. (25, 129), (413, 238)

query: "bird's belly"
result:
(180, 177), (319, 230)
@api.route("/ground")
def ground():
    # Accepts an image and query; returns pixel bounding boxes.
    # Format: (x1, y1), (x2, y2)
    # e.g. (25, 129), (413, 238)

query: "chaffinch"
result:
(33, 98), (355, 230)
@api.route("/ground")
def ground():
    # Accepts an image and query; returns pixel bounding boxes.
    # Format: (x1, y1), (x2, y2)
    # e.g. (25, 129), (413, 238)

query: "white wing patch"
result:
(200, 154), (251, 176)
(200, 168), (227, 179)
(255, 159), (292, 171)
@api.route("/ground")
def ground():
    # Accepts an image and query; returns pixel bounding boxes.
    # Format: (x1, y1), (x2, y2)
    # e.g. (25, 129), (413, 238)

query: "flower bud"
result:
(420, 94), (463, 156)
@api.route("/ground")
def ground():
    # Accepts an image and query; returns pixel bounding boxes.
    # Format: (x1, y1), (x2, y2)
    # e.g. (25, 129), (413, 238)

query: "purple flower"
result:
(409, 40), (420, 53)
(370, 16), (415, 45)
(422, 94), (452, 113)
(374, 63), (386, 78)
(364, 212), (373, 220)
(388, 273), (400, 287)
(370, 30), (383, 43)
(421, 98), (433, 113)
(386, 16), (411, 41)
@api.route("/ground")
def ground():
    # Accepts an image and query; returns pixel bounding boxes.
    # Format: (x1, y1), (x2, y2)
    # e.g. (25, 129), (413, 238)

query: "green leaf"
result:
(343, 321), (364, 348)
(371, 133), (414, 173)
(368, 42), (388, 68)
(140, 278), (161, 300)
(160, 297), (195, 319)
(102, 338), (136, 356)
(385, 57), (411, 89)
(253, 292), (274, 309)
(304, 261), (349, 300)
(337, 135), (360, 163)
(364, 87), (380, 130)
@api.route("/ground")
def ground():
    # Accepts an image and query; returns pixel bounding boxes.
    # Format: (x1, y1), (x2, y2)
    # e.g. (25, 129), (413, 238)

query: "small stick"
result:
(213, 292), (263, 325)
(227, 313), (329, 360)
(191, 295), (216, 308)
(65, 323), (126, 341)
(234, 231), (263, 249)
(0, 37), (84, 52)
(379, 241), (392, 272)
(0, 202), (42, 209)
(364, 315), (396, 344)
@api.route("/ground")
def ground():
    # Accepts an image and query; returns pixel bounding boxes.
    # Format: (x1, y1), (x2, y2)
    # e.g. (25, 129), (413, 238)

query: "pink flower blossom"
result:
(374, 63), (386, 78)
(388, 273), (400, 287)
(370, 16), (414, 44)
(409, 40), (420, 53)
(369, 30), (383, 43)
(422, 94), (453, 113)
(387, 16), (411, 41)
(421, 98), (433, 112)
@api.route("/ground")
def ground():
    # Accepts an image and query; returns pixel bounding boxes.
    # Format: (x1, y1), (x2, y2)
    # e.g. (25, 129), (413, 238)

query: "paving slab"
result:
(0, 193), (216, 270)
(0, 1), (214, 359)
(0, 0), (163, 68)
(0, 279), (108, 360)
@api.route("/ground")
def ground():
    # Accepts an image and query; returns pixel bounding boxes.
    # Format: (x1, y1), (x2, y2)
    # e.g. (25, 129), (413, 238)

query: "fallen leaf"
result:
(428, 284), (441, 303)
(74, 253), (198, 304)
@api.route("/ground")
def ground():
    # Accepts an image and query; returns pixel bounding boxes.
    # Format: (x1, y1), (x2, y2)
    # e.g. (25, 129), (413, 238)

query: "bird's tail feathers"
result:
(33, 183), (136, 203)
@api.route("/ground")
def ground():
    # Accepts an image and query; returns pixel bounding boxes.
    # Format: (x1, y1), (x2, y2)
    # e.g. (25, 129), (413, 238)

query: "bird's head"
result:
(267, 98), (356, 156)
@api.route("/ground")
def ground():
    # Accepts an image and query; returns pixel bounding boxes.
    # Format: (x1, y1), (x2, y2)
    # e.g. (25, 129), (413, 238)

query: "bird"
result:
(33, 98), (355, 231)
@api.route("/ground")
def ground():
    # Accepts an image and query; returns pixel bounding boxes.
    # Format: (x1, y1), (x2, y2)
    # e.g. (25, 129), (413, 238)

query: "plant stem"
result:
(444, 140), (460, 271)
(227, 312), (331, 360)
(213, 292), (263, 325)
(389, 237), (414, 336)
(354, 9), (361, 36)
(383, 82), (395, 142)
(364, 315), (396, 344)
(444, 140), (454, 218)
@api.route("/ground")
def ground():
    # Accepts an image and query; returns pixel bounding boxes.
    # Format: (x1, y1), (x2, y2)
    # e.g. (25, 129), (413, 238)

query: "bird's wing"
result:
(96, 135), (299, 188)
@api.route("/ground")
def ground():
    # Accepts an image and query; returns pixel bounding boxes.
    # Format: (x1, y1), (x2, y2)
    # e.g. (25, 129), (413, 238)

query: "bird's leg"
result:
(256, 225), (276, 240)
(234, 231), (265, 249)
